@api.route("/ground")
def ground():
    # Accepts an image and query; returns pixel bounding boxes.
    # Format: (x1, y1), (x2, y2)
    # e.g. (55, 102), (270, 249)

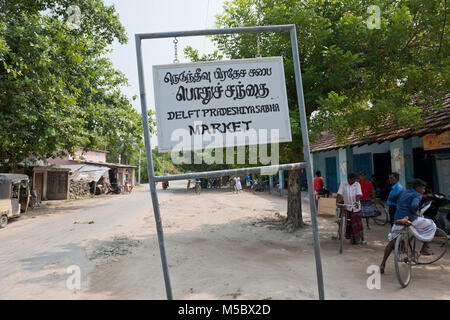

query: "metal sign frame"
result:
(135, 24), (325, 300)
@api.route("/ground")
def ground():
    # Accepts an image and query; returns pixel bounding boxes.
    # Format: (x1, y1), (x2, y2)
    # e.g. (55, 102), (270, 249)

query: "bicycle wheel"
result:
(394, 233), (412, 288)
(374, 202), (388, 226)
(416, 228), (449, 265)
(339, 210), (346, 254)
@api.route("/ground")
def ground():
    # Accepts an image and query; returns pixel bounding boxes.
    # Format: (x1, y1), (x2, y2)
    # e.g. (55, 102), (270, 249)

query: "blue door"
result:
(353, 153), (373, 178)
(325, 157), (338, 192)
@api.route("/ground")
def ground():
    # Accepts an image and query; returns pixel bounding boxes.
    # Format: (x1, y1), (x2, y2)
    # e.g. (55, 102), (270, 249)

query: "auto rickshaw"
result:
(0, 174), (30, 228)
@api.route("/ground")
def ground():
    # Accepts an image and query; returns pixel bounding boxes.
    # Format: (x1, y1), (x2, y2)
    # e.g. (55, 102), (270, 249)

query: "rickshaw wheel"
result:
(0, 215), (8, 228)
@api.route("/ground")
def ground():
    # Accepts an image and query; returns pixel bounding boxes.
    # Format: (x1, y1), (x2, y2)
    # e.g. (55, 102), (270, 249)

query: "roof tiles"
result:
(310, 95), (450, 153)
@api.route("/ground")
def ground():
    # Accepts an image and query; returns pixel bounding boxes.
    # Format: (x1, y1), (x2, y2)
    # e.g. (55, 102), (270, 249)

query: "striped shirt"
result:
(338, 181), (363, 212)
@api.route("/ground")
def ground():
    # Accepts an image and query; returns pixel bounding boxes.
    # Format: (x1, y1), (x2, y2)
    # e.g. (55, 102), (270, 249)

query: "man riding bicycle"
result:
(379, 178), (437, 274)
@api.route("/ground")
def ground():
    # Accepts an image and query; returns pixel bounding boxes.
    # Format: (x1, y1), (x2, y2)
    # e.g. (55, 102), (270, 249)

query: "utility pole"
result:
(138, 148), (141, 185)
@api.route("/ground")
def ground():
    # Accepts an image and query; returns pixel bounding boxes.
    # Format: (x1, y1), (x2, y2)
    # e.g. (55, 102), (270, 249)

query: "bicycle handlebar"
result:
(336, 202), (361, 208)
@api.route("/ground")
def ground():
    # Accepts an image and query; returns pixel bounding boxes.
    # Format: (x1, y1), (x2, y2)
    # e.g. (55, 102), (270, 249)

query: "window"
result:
(11, 184), (19, 199)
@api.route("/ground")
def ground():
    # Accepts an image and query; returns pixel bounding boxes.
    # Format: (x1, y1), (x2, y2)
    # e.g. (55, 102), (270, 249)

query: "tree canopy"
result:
(180, 0), (448, 230)
(214, 0), (448, 158)
(0, 0), (145, 169)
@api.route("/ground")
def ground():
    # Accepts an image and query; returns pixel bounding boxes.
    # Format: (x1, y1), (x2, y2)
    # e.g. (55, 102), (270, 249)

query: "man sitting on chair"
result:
(379, 178), (437, 274)
(314, 171), (329, 200)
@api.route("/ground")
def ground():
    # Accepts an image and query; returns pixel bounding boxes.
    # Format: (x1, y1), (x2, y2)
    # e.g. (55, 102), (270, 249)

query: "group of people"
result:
(335, 172), (375, 245)
(319, 170), (437, 274)
(188, 176), (248, 193)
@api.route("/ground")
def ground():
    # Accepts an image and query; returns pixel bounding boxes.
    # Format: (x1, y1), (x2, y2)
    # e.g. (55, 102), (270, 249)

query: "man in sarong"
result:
(337, 173), (366, 245)
(379, 179), (436, 274)
(358, 172), (377, 230)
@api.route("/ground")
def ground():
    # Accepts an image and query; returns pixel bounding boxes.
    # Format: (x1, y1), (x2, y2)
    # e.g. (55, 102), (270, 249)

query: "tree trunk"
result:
(285, 168), (304, 232)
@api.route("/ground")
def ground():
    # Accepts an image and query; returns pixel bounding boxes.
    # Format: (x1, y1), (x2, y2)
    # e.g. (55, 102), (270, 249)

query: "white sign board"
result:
(152, 57), (292, 152)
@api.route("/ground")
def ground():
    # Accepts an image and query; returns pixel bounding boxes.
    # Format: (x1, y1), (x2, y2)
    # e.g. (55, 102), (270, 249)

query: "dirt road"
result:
(86, 182), (449, 300)
(0, 185), (171, 299)
(1, 182), (448, 299)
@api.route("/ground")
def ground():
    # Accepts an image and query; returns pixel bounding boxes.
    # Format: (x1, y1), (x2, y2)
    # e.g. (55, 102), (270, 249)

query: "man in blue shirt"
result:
(246, 174), (252, 187)
(387, 172), (404, 226)
(379, 179), (437, 274)
(395, 185), (424, 223)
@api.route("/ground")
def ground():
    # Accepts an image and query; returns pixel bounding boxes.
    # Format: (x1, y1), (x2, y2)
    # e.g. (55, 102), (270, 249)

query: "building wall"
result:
(130, 168), (135, 187)
(435, 155), (450, 196)
(411, 136), (424, 149)
(312, 136), (449, 195)
(352, 141), (390, 154)
(81, 150), (107, 163)
(312, 150), (340, 192)
(32, 169), (70, 201)
(46, 171), (69, 200)
(47, 150), (107, 165)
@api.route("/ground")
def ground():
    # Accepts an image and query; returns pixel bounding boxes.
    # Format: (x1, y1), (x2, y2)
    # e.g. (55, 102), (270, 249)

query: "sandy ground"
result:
(82, 182), (450, 300)
(0, 186), (164, 299)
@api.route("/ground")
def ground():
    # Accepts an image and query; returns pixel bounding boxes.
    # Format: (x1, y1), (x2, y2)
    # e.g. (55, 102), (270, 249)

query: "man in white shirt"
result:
(337, 172), (366, 245)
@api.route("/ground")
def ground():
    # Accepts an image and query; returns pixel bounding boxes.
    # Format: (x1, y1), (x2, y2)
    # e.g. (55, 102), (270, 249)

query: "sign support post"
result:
(290, 26), (324, 300)
(135, 24), (325, 300)
(136, 37), (173, 300)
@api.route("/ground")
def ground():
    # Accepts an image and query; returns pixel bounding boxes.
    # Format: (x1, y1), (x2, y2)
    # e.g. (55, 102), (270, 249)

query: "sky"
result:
(103, 0), (227, 146)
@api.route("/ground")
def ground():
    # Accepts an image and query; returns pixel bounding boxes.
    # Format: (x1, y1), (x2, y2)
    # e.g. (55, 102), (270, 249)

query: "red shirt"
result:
(313, 177), (325, 191)
(358, 179), (374, 199)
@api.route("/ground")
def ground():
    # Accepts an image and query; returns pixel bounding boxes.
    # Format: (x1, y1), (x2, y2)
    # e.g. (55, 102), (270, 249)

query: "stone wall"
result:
(69, 180), (91, 199)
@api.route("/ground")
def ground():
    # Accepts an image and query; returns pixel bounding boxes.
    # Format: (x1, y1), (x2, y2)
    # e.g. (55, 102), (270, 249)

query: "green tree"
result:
(210, 0), (448, 230)
(134, 148), (179, 184)
(0, 0), (144, 170)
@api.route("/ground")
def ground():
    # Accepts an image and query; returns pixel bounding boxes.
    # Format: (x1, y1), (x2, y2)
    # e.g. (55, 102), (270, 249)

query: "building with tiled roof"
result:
(310, 95), (450, 196)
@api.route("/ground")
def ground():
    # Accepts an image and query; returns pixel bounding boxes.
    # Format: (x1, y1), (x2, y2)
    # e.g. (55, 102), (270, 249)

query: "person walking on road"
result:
(235, 177), (242, 193)
(246, 174), (252, 188)
(230, 177), (237, 193)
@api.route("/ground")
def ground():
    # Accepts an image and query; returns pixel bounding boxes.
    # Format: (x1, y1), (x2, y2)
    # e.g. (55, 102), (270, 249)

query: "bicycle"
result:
(335, 203), (356, 254)
(194, 181), (201, 195)
(372, 200), (389, 226)
(393, 220), (448, 288)
(28, 190), (39, 210)
(251, 180), (268, 193)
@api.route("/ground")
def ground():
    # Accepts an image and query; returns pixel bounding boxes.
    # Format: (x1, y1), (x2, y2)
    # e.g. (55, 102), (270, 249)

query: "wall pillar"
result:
(312, 153), (319, 173)
(338, 147), (354, 183)
(43, 171), (48, 200)
(404, 139), (414, 188)
(66, 172), (70, 200)
(279, 170), (284, 189)
(390, 138), (414, 188)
